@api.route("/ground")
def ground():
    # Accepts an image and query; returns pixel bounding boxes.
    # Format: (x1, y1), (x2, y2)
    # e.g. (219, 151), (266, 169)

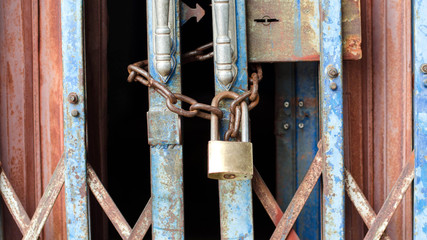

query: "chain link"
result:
(127, 42), (263, 140)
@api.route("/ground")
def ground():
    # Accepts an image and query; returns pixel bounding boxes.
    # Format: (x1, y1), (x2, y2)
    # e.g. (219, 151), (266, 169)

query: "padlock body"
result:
(208, 140), (253, 180)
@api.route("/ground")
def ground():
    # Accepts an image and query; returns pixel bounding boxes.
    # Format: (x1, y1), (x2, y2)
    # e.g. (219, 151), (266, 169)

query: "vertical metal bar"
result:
(275, 63), (296, 209)
(295, 62), (320, 239)
(147, 0), (184, 238)
(413, 0), (427, 237)
(319, 0), (345, 236)
(274, 62), (320, 239)
(61, 0), (90, 239)
(215, 0), (253, 238)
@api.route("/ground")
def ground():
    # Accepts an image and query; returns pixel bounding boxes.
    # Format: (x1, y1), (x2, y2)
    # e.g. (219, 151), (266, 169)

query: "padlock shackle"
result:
(210, 91), (249, 141)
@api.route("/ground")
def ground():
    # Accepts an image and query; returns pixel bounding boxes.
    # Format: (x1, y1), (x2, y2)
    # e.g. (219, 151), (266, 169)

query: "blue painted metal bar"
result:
(319, 0), (345, 237)
(295, 62), (320, 239)
(274, 62), (320, 239)
(215, 0), (253, 238)
(413, 0), (427, 237)
(147, 0), (184, 238)
(61, 0), (90, 239)
(275, 63), (296, 210)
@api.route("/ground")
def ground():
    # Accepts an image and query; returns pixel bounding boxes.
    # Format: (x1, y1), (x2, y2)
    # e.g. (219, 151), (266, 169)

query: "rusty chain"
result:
(127, 42), (263, 140)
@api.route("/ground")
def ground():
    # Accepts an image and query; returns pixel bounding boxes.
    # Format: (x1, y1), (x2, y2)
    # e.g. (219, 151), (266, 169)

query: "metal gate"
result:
(0, 0), (426, 238)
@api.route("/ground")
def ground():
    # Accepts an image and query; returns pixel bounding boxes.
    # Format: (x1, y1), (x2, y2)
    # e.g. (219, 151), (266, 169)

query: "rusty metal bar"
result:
(319, 0), (345, 235)
(147, 0), (184, 238)
(344, 168), (391, 240)
(0, 170), (31, 234)
(363, 159), (414, 240)
(61, 0), (90, 238)
(270, 142), (323, 240)
(252, 168), (299, 240)
(413, 0), (427, 237)
(87, 163), (152, 239)
(87, 164), (132, 239)
(22, 157), (65, 240)
(127, 198), (152, 240)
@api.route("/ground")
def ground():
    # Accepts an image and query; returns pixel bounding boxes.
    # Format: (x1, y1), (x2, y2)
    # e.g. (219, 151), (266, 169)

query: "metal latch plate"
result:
(247, 0), (362, 62)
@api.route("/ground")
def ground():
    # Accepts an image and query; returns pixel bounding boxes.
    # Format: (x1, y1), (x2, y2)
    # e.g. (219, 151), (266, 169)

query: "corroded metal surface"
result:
(0, 0), (66, 238)
(270, 143), (322, 240)
(344, 168), (391, 240)
(61, 0), (90, 238)
(148, 0), (184, 236)
(0, 171), (31, 234)
(127, 198), (152, 240)
(319, 0), (345, 236)
(364, 159), (414, 240)
(247, 0), (361, 62)
(87, 164), (132, 239)
(22, 158), (65, 240)
(252, 168), (299, 240)
(413, 0), (427, 237)
(87, 164), (152, 239)
(0, 156), (64, 239)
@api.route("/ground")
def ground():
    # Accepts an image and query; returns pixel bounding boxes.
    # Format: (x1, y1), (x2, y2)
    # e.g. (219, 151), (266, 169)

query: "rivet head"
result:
(224, 174), (236, 179)
(327, 67), (339, 78)
(298, 101), (304, 107)
(298, 123), (304, 129)
(283, 123), (290, 130)
(330, 82), (338, 91)
(68, 93), (79, 104)
(284, 101), (290, 108)
(421, 64), (427, 74)
(71, 110), (79, 117)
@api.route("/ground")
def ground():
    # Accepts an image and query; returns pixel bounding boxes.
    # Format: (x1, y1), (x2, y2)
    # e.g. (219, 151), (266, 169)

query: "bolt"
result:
(68, 92), (79, 104)
(330, 82), (338, 91)
(71, 110), (79, 117)
(224, 174), (236, 179)
(298, 123), (304, 129)
(327, 67), (339, 78)
(283, 123), (290, 130)
(284, 101), (290, 108)
(298, 101), (304, 107)
(421, 64), (427, 73)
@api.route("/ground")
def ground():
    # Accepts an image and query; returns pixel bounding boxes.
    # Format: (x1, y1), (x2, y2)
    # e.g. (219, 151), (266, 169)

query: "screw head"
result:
(71, 110), (79, 117)
(68, 93), (79, 104)
(283, 123), (290, 130)
(298, 101), (304, 107)
(284, 101), (290, 108)
(421, 64), (427, 74)
(224, 174), (236, 179)
(298, 123), (304, 129)
(327, 67), (339, 78)
(330, 82), (338, 91)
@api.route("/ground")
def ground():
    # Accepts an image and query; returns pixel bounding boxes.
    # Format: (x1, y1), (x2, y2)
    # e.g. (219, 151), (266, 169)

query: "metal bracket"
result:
(212, 0), (237, 90)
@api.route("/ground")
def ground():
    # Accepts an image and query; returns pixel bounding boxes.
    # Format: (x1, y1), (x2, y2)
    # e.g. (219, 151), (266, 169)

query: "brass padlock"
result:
(208, 97), (253, 180)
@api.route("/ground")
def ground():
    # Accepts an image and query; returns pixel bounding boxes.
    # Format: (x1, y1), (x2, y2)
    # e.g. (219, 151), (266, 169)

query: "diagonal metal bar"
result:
(0, 170), (31, 234)
(344, 168), (391, 240)
(87, 163), (152, 240)
(127, 198), (152, 240)
(252, 168), (300, 240)
(363, 158), (414, 240)
(270, 142), (323, 240)
(22, 157), (65, 240)
(87, 164), (132, 239)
